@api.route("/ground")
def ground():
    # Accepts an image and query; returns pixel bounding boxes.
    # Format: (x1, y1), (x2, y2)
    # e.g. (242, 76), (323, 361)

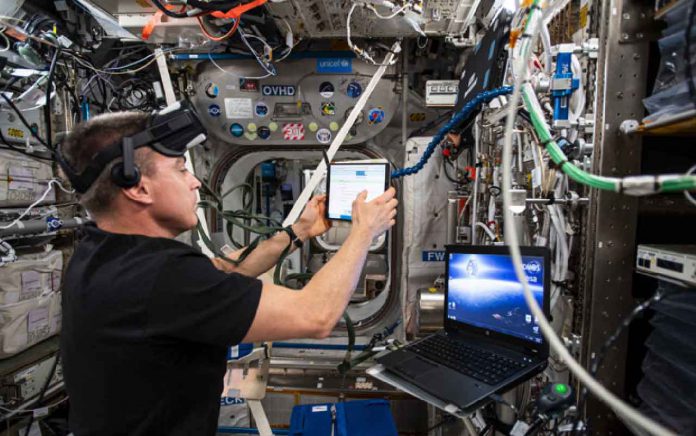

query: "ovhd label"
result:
(261, 85), (296, 96)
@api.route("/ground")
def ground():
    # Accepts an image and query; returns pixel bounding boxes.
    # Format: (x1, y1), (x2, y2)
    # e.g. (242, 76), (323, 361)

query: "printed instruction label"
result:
(20, 271), (42, 299)
(9, 166), (35, 191)
(224, 98), (253, 119)
(311, 405), (328, 412)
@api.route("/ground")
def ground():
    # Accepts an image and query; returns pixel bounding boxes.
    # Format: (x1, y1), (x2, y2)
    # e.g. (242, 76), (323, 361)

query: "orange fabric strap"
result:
(210, 0), (267, 20)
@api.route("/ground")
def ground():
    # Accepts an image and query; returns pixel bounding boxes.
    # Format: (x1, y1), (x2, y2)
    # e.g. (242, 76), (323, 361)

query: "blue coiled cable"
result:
(391, 86), (514, 179)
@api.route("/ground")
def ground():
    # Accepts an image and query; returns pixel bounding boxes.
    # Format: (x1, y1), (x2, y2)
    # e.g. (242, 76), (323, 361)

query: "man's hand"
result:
(294, 194), (331, 241)
(351, 187), (398, 239)
(211, 257), (237, 274)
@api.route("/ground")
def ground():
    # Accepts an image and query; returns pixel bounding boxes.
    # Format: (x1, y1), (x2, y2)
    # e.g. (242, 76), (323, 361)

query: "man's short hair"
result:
(60, 112), (156, 217)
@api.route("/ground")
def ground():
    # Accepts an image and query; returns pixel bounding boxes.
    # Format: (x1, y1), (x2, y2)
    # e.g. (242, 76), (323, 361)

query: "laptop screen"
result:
(446, 252), (545, 344)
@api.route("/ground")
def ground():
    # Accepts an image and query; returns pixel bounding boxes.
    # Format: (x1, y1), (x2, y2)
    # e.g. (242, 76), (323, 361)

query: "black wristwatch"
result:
(284, 225), (304, 249)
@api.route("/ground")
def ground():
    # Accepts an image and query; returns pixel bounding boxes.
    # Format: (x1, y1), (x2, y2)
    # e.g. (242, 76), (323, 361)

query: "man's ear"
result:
(120, 176), (154, 206)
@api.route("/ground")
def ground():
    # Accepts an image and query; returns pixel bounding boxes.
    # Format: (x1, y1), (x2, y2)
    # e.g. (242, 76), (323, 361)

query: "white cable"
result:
(0, 179), (74, 230)
(0, 395), (69, 415)
(237, 27), (277, 76)
(206, 47), (273, 80)
(365, 2), (410, 19)
(502, 6), (676, 436)
(475, 221), (497, 242)
(0, 237), (16, 265)
(282, 42), (400, 227)
(0, 30), (9, 52)
(543, 0), (572, 25)
(569, 54), (585, 124)
(346, 2), (399, 66)
(539, 20), (553, 75)
(685, 165), (696, 206)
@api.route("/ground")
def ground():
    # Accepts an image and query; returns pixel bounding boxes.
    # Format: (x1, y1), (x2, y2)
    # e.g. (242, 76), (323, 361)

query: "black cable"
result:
(408, 110), (454, 139)
(489, 393), (519, 418)
(442, 159), (461, 184)
(572, 288), (688, 435)
(186, 0), (244, 11)
(149, 0), (190, 18)
(0, 129), (53, 162)
(686, 0), (696, 105)
(23, 354), (60, 436)
(44, 47), (61, 150)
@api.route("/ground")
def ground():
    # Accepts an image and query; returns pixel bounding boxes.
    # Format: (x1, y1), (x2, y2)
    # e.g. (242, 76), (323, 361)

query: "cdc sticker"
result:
(346, 81), (362, 98)
(229, 123), (244, 137)
(319, 82), (334, 98)
(316, 128), (332, 144)
(255, 102), (269, 118)
(208, 104), (221, 117)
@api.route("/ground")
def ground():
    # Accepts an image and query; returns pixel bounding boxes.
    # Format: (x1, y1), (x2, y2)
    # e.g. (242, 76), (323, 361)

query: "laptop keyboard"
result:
(407, 335), (531, 385)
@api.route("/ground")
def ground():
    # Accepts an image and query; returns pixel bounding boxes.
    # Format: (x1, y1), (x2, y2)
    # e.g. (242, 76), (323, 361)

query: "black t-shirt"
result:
(60, 223), (262, 436)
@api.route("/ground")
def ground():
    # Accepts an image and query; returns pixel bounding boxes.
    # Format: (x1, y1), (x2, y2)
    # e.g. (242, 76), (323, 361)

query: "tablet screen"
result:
(327, 163), (390, 221)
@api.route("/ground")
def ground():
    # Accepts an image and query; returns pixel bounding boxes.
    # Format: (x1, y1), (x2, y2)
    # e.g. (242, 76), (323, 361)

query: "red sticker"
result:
(283, 123), (305, 140)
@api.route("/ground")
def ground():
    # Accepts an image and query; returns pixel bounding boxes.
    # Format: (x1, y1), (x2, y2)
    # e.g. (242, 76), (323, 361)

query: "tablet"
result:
(326, 162), (390, 221)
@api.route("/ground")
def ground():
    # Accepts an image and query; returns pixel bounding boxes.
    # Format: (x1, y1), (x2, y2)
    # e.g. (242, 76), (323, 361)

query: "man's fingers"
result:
(375, 187), (396, 203)
(356, 190), (368, 202)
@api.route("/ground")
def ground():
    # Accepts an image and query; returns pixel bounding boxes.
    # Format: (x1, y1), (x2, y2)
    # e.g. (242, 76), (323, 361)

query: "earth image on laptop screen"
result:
(447, 253), (544, 343)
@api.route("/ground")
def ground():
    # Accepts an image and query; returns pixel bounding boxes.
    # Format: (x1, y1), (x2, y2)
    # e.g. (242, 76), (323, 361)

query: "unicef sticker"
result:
(208, 104), (221, 117)
(255, 102), (269, 118)
(319, 82), (335, 98)
(316, 128), (332, 144)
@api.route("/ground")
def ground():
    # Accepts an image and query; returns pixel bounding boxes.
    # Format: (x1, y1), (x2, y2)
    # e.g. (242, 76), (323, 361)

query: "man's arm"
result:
(242, 188), (398, 342)
(212, 195), (329, 278)
(213, 224), (306, 278)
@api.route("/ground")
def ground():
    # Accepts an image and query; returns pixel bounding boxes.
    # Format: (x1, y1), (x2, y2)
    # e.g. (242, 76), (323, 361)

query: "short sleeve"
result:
(147, 248), (262, 347)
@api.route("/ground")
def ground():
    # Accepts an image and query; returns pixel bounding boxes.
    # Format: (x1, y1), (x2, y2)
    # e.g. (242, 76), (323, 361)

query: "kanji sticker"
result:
(283, 123), (305, 140)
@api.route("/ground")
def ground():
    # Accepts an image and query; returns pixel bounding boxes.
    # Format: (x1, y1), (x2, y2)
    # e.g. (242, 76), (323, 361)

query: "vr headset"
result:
(56, 100), (207, 194)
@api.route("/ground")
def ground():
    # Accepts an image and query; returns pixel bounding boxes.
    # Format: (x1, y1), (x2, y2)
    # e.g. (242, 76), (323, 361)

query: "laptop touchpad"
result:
(396, 357), (438, 379)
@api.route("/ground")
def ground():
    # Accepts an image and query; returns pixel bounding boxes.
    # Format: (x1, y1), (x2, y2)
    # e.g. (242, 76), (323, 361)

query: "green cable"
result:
(196, 180), (358, 363)
(520, 86), (696, 193)
(338, 311), (356, 375)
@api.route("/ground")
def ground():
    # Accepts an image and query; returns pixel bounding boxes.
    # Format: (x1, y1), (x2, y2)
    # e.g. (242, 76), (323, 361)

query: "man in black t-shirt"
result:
(57, 109), (397, 436)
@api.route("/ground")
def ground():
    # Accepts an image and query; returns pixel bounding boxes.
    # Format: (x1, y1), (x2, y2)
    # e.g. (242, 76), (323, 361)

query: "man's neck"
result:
(95, 215), (178, 239)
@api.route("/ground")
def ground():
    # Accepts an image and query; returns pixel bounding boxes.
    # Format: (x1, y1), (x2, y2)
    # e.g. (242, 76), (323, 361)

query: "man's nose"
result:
(190, 173), (202, 190)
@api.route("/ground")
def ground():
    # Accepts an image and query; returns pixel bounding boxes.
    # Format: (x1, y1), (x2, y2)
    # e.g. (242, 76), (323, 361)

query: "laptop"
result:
(370, 245), (550, 413)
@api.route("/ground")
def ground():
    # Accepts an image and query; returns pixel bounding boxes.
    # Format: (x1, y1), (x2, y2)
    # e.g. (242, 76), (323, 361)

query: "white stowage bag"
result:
(0, 149), (55, 208)
(0, 290), (61, 359)
(0, 250), (63, 305)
